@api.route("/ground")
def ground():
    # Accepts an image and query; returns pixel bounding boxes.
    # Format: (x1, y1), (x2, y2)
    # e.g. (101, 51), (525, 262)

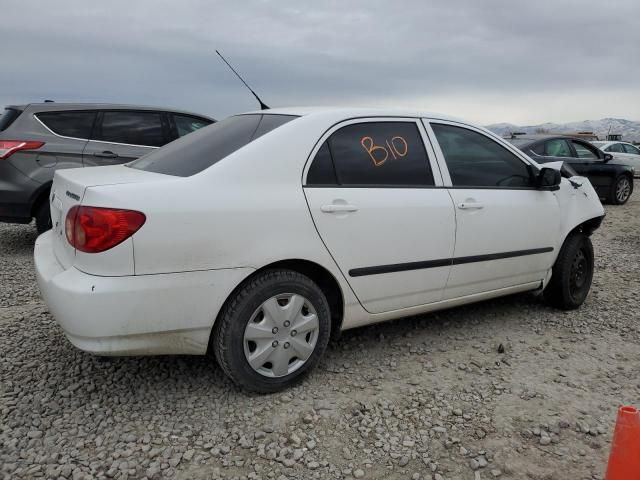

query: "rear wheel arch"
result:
(208, 259), (345, 354)
(29, 181), (52, 218)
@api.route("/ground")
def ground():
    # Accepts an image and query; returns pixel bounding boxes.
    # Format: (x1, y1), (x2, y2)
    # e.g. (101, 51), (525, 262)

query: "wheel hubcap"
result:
(243, 293), (319, 378)
(616, 178), (631, 202)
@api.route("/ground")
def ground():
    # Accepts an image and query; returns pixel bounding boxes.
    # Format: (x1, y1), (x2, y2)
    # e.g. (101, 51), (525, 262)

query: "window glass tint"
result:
(432, 123), (532, 188)
(530, 143), (545, 155)
(607, 143), (624, 153)
(98, 111), (164, 147)
(307, 141), (337, 185)
(129, 114), (297, 177)
(571, 141), (598, 159)
(328, 122), (433, 186)
(544, 139), (572, 157)
(0, 108), (22, 132)
(253, 114), (295, 139)
(623, 144), (640, 155)
(37, 111), (96, 139)
(173, 115), (212, 138)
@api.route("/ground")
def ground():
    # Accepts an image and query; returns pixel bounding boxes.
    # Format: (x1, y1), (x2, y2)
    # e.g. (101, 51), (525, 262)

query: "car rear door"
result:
(82, 110), (168, 166)
(303, 118), (456, 314)
(426, 120), (560, 299)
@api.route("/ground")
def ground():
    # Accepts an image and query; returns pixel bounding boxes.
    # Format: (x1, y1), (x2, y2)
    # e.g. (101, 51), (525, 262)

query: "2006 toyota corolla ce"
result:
(34, 107), (605, 392)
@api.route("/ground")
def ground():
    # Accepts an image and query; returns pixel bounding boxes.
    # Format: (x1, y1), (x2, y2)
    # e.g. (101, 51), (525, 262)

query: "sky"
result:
(1, 0), (639, 126)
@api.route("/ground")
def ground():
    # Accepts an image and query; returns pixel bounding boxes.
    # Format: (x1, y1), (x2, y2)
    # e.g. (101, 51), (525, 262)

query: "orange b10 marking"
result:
(360, 136), (408, 167)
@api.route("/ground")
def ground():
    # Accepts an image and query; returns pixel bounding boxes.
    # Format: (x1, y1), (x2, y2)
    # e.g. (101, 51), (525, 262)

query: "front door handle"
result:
(457, 201), (484, 210)
(93, 151), (119, 159)
(321, 204), (359, 213)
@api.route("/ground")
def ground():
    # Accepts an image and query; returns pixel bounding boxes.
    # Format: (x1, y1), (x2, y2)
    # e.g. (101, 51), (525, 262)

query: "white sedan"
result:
(592, 140), (640, 175)
(35, 107), (605, 392)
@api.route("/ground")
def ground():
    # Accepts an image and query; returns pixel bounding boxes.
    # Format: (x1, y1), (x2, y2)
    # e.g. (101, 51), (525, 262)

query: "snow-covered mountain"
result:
(486, 118), (640, 142)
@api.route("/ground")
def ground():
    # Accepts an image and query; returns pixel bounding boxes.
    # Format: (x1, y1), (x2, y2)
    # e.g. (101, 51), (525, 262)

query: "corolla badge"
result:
(66, 191), (80, 201)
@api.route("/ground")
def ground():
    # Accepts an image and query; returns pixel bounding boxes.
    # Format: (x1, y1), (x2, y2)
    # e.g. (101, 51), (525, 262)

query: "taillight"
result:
(0, 140), (45, 159)
(65, 206), (146, 253)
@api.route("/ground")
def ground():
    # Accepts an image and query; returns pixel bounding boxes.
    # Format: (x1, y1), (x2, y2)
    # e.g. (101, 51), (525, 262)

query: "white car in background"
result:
(592, 141), (640, 176)
(35, 107), (605, 392)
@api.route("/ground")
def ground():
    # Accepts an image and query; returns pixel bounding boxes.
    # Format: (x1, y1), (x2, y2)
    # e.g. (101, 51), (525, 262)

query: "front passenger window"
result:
(431, 124), (532, 188)
(571, 141), (598, 159)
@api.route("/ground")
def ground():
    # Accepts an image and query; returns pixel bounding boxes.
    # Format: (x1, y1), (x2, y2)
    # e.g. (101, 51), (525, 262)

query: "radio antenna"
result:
(215, 50), (269, 110)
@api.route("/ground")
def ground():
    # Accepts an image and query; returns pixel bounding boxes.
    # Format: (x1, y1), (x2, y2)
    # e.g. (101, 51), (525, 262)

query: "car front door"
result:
(303, 118), (456, 314)
(82, 110), (168, 166)
(426, 121), (560, 299)
(567, 139), (612, 191)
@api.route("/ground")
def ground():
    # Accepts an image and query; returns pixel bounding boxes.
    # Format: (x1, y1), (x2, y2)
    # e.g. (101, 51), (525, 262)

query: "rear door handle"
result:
(93, 151), (119, 159)
(457, 201), (484, 210)
(320, 204), (359, 213)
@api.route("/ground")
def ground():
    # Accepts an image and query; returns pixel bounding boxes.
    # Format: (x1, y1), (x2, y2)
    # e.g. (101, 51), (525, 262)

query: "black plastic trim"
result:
(348, 247), (554, 277)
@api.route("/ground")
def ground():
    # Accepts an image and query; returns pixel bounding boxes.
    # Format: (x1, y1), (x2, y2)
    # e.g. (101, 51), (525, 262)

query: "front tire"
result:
(212, 269), (331, 393)
(610, 175), (632, 205)
(544, 233), (594, 310)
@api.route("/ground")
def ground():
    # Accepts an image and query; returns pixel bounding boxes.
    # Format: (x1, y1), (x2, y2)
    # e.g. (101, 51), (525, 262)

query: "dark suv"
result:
(0, 103), (214, 232)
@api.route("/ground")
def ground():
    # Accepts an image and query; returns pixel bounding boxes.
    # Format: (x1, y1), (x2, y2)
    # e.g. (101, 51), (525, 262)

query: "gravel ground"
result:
(1, 198), (639, 480)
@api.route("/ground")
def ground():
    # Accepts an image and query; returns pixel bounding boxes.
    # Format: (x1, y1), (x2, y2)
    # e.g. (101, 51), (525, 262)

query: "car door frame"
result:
(301, 116), (459, 313)
(422, 118), (560, 299)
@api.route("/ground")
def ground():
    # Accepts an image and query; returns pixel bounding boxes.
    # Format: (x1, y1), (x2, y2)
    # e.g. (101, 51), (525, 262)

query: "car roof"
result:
(240, 106), (467, 123)
(5, 102), (215, 120)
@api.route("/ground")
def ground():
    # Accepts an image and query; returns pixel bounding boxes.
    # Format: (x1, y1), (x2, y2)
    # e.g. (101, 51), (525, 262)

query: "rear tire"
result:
(35, 200), (52, 234)
(610, 175), (632, 205)
(212, 269), (331, 393)
(544, 233), (594, 310)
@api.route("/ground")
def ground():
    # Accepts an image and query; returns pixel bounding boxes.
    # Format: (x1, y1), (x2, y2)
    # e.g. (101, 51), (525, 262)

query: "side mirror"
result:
(603, 153), (613, 162)
(537, 167), (561, 190)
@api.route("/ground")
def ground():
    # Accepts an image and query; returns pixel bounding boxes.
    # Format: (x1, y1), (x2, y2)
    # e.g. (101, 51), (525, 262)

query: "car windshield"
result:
(129, 114), (298, 177)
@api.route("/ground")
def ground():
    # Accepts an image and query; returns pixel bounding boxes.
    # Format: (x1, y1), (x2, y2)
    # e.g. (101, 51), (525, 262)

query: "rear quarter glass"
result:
(36, 111), (96, 139)
(129, 114), (297, 177)
(0, 108), (23, 131)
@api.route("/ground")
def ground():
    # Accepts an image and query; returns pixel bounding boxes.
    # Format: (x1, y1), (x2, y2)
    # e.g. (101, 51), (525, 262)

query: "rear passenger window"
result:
(432, 123), (532, 188)
(623, 144), (640, 155)
(37, 111), (96, 139)
(97, 111), (164, 147)
(320, 122), (433, 186)
(544, 139), (572, 157)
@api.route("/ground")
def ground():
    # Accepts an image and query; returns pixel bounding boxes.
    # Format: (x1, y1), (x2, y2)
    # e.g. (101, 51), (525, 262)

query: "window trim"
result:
(424, 119), (539, 190)
(302, 117), (444, 188)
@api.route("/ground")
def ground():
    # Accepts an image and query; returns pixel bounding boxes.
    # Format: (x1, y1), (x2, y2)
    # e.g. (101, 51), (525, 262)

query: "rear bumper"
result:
(34, 230), (254, 355)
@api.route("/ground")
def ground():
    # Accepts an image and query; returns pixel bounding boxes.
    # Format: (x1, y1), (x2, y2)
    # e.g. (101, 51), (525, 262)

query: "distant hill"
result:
(486, 118), (640, 142)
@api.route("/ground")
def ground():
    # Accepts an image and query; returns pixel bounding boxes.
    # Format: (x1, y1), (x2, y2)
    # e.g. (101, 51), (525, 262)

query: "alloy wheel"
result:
(616, 177), (631, 203)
